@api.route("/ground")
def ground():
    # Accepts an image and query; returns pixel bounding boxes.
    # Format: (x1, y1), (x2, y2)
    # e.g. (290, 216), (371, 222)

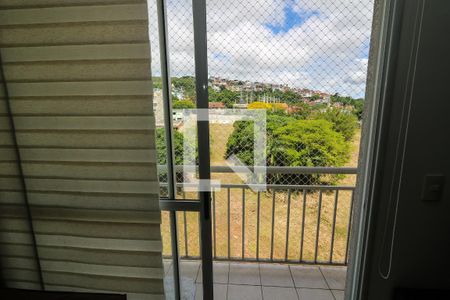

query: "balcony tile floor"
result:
(164, 260), (347, 300)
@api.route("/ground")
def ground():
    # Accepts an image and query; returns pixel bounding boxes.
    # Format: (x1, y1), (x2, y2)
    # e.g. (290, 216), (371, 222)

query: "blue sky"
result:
(265, 4), (319, 35)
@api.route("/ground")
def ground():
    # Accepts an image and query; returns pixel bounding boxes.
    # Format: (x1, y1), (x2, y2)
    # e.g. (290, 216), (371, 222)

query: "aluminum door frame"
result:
(156, 0), (214, 299)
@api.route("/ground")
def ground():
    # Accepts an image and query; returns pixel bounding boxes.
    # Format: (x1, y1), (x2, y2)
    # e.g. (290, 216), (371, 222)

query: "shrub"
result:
(173, 100), (195, 109)
(247, 101), (273, 110)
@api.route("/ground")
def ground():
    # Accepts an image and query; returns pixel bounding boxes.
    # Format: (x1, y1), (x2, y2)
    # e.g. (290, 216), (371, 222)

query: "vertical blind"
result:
(0, 1), (165, 299)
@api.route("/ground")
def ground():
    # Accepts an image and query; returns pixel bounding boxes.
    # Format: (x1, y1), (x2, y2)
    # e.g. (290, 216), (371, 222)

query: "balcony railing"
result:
(159, 166), (357, 266)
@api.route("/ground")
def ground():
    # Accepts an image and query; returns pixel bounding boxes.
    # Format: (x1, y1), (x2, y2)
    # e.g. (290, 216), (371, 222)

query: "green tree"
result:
(172, 76), (196, 100)
(156, 128), (197, 184)
(352, 100), (364, 120)
(225, 120), (256, 164)
(310, 94), (321, 101)
(225, 114), (350, 184)
(271, 119), (349, 168)
(209, 88), (239, 108)
(312, 107), (358, 141)
(281, 90), (300, 103)
(331, 93), (365, 120)
(156, 128), (185, 165)
(152, 77), (162, 89)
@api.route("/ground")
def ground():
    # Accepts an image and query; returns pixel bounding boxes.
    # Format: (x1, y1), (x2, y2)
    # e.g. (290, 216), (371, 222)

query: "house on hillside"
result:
(209, 102), (225, 109)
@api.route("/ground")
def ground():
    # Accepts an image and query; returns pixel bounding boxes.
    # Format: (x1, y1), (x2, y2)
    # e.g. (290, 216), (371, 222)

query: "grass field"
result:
(160, 124), (361, 263)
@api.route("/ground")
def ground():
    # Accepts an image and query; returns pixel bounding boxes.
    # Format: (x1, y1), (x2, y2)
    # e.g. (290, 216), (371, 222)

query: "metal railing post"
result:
(285, 189), (292, 261)
(300, 190), (307, 262)
(242, 188), (246, 259)
(270, 190), (276, 261)
(227, 188), (231, 259)
(330, 190), (339, 263)
(314, 191), (323, 263)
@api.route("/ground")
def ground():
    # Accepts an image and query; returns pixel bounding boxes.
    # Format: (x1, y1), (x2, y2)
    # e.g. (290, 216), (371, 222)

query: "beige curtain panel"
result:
(0, 1), (165, 299)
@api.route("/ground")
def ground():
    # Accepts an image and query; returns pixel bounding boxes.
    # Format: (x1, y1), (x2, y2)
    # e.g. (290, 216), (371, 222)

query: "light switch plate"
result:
(421, 174), (445, 202)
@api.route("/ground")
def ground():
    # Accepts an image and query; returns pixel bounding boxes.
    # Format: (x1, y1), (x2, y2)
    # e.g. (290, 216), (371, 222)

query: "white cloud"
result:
(345, 58), (369, 85)
(147, 0), (374, 98)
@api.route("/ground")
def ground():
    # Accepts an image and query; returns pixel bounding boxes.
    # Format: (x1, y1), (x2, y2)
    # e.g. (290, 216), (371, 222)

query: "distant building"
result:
(271, 84), (281, 91)
(280, 84), (290, 92)
(300, 89), (314, 98)
(209, 102), (225, 109)
(242, 81), (253, 92)
(208, 77), (336, 105)
(254, 82), (265, 92)
(229, 85), (242, 92)
(318, 92), (331, 103)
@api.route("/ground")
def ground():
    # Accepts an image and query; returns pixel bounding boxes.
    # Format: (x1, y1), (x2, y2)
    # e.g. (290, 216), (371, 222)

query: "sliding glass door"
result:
(153, 0), (214, 299)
